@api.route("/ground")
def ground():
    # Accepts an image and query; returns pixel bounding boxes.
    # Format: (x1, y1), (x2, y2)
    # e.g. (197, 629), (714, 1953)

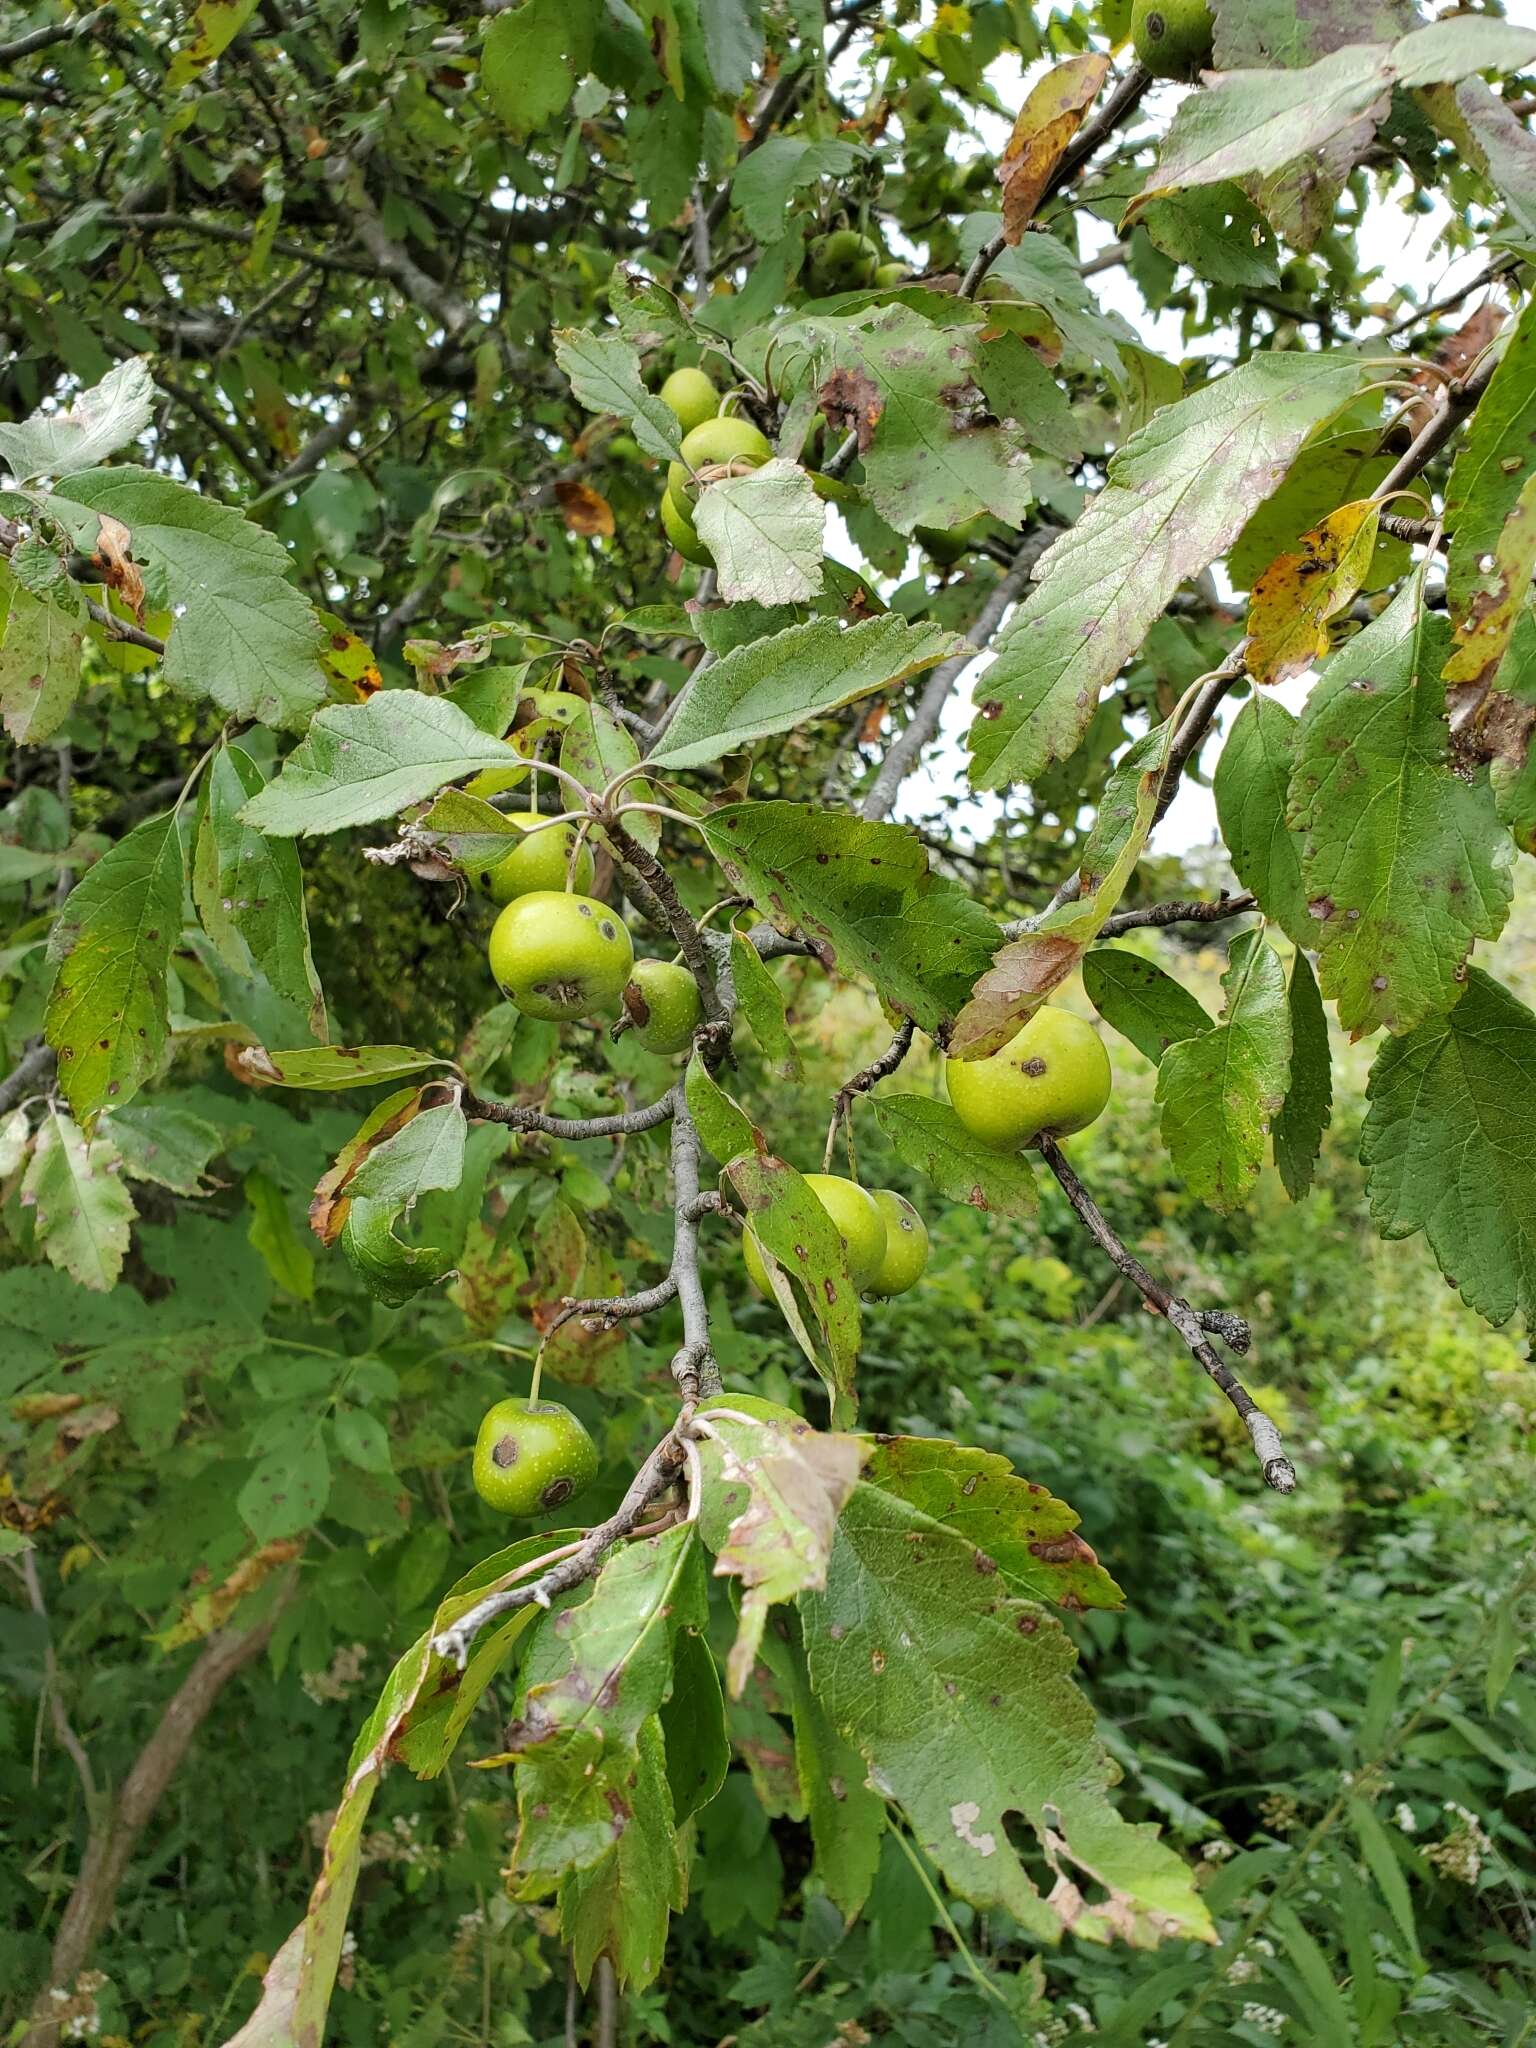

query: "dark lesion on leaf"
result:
(819, 368), (883, 452)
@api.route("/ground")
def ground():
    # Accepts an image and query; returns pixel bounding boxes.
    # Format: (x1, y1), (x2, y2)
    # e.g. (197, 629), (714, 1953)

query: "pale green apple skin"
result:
(660, 485), (713, 566)
(626, 960), (703, 1055)
(667, 415), (773, 504)
(472, 1398), (599, 1518)
(488, 890), (635, 1022)
(744, 1173), (887, 1294)
(659, 366), (720, 435)
(869, 1189), (930, 1296)
(474, 815), (595, 904)
(945, 1008), (1112, 1150)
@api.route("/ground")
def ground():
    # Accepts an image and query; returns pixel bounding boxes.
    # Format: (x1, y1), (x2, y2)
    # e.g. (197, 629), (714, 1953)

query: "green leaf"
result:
(245, 1170), (316, 1301)
(801, 1463), (1214, 1946)
(1274, 950), (1332, 1202)
(865, 1435), (1123, 1611)
(729, 932), (801, 1080)
(685, 1052), (757, 1162)
(1269, 1901), (1354, 2042)
(1082, 949), (1213, 1065)
(695, 1406), (869, 1696)
(45, 809), (185, 1127)
(1361, 968), (1536, 1325)
(725, 1151), (862, 1419)
(1130, 23), (1536, 221)
(651, 614), (965, 772)
(731, 137), (860, 244)
(0, 573), (84, 745)
(553, 327), (684, 465)
(1348, 1798), (1422, 1968)
(559, 698), (659, 855)
(333, 1404), (394, 1475)
(102, 1102), (225, 1195)
(692, 458), (825, 604)
(559, 1716), (686, 1991)
(659, 1622), (730, 1826)
(1228, 395), (1407, 592)
(701, 802), (1000, 1037)
(787, 304), (1034, 535)
(194, 744), (326, 1038)
(1156, 928), (1291, 1214)
(1213, 695), (1311, 950)
(239, 1417), (330, 1540)
(165, 0), (261, 88)
(21, 1107), (135, 1292)
(0, 357), (155, 482)
(870, 1093), (1038, 1219)
(503, 1522), (700, 1885)
(698, 0), (763, 92)
(234, 1042), (447, 1090)
(1486, 1595), (1520, 1715)
(238, 691), (520, 837)
(343, 1101), (466, 1208)
(1289, 585), (1513, 1037)
(46, 467), (325, 729)
(779, 1612), (886, 1918)
(481, 0), (597, 141)
(1138, 184), (1280, 288)
(967, 353), (1365, 787)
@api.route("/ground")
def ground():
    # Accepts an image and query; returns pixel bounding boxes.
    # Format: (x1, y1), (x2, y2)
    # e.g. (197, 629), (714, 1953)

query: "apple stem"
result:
(527, 1345), (545, 1409)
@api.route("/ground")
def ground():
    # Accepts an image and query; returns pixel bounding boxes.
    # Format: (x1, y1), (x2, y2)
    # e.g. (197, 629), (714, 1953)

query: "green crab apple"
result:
(667, 415), (773, 504)
(806, 229), (881, 295)
(471, 815), (594, 903)
(473, 1398), (599, 1517)
(1132, 0), (1214, 79)
(658, 366), (720, 435)
(868, 1189), (930, 1297)
(946, 1008), (1112, 1150)
(660, 485), (713, 566)
(488, 889), (634, 1022)
(624, 959), (703, 1055)
(744, 1173), (888, 1294)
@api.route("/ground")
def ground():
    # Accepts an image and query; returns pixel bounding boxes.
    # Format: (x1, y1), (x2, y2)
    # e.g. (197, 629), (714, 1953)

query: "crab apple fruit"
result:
(624, 959), (703, 1055)
(472, 1399), (599, 1517)
(744, 1173), (888, 1295)
(945, 1008), (1112, 1151)
(667, 415), (773, 504)
(806, 229), (881, 295)
(659, 366), (720, 435)
(1132, 0), (1214, 79)
(873, 260), (911, 288)
(660, 485), (713, 566)
(488, 890), (634, 1022)
(868, 1190), (930, 1297)
(471, 815), (594, 903)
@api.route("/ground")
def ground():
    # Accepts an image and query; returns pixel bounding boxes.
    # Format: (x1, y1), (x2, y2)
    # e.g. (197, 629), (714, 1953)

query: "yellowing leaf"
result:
(998, 53), (1109, 241)
(554, 479), (616, 537)
(1246, 497), (1381, 685)
(1444, 469), (1536, 693)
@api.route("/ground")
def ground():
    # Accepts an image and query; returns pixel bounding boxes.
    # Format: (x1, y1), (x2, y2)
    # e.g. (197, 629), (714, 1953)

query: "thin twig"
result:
(1096, 892), (1257, 938)
(603, 817), (725, 1023)
(461, 1088), (676, 1142)
(20, 1551), (97, 1812)
(824, 1017), (916, 1168)
(1037, 1138), (1295, 1494)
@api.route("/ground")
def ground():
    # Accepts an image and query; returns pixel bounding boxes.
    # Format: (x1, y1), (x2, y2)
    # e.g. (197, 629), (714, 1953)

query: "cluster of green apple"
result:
(803, 228), (908, 297)
(744, 1176), (929, 1303)
(655, 365), (775, 569)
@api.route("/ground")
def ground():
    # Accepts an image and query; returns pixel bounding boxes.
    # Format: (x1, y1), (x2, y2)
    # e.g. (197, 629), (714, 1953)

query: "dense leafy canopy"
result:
(4, 0), (1536, 2042)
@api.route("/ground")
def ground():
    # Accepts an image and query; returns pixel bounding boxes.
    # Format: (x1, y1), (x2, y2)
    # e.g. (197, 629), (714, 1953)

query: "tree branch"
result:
(0, 1042), (57, 1116)
(666, 1089), (717, 1398)
(1096, 892), (1257, 938)
(0, 7), (108, 63)
(602, 818), (725, 1024)
(1036, 1137), (1296, 1494)
(461, 1089), (677, 1142)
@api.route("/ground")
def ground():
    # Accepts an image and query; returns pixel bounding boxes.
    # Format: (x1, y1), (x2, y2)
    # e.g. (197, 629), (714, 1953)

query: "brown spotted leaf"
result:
(1246, 497), (1381, 685)
(1444, 468), (1536, 694)
(726, 1149), (863, 1420)
(998, 53), (1110, 241)
(870, 1094), (1038, 1218)
(695, 1408), (868, 1696)
(554, 478), (616, 537)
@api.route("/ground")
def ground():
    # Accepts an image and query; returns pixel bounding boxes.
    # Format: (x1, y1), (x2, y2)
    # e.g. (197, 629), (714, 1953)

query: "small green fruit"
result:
(868, 1190), (930, 1297)
(945, 1008), (1112, 1151)
(625, 959), (703, 1055)
(659, 366), (721, 436)
(744, 1173), (887, 1294)
(473, 1398), (599, 1517)
(915, 516), (989, 567)
(806, 229), (881, 296)
(471, 814), (595, 903)
(660, 485), (713, 567)
(1131, 0), (1215, 80)
(667, 415), (773, 505)
(873, 260), (911, 288)
(488, 890), (635, 1022)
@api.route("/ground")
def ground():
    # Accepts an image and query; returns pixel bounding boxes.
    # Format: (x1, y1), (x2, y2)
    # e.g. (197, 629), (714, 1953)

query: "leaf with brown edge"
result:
(1444, 469), (1536, 694)
(554, 479), (616, 537)
(951, 718), (1176, 1059)
(89, 514), (145, 619)
(1246, 497), (1381, 685)
(998, 52), (1109, 242)
(818, 366), (882, 453)
(310, 1087), (424, 1244)
(694, 1408), (868, 1697)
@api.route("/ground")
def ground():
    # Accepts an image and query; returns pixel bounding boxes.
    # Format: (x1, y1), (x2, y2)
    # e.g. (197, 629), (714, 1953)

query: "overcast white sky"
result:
(861, 3), (1536, 862)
